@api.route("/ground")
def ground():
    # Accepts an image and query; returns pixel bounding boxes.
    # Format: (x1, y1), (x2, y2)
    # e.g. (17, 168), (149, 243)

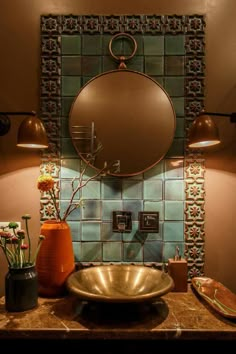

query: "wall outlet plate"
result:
(0, 221), (21, 231)
(138, 212), (159, 233)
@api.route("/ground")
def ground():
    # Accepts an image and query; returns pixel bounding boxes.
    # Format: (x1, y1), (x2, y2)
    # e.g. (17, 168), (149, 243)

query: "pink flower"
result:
(0, 215), (45, 268)
(0, 231), (11, 239)
(17, 230), (25, 239)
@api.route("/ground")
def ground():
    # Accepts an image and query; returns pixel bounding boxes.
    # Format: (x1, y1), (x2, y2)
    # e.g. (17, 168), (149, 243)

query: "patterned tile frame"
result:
(40, 14), (206, 281)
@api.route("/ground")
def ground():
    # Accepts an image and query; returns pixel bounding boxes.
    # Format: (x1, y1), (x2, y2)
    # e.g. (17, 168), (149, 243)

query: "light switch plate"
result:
(138, 212), (159, 233)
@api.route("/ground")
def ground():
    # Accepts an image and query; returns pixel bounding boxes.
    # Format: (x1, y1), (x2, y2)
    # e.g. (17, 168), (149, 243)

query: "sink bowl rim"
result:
(66, 264), (174, 303)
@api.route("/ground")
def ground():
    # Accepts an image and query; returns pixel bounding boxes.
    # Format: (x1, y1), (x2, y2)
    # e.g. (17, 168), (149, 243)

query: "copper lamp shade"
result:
(17, 115), (48, 148)
(0, 111), (48, 148)
(188, 113), (220, 148)
(188, 111), (236, 149)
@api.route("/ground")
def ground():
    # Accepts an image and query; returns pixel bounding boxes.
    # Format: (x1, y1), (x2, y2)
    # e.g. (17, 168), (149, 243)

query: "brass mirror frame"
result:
(69, 69), (176, 176)
(69, 32), (176, 177)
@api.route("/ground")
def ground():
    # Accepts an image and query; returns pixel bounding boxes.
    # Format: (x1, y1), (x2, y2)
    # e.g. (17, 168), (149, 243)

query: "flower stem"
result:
(0, 243), (12, 266)
(25, 218), (31, 264)
(32, 236), (45, 264)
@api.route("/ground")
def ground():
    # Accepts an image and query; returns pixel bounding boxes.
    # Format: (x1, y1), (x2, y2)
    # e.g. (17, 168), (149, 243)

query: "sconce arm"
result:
(0, 111), (37, 136)
(0, 111), (36, 116)
(201, 111), (236, 123)
(230, 112), (236, 123)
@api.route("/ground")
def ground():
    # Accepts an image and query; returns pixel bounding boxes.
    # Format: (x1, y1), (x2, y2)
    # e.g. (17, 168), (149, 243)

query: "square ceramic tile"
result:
(103, 242), (122, 262)
(102, 200), (123, 220)
(145, 221), (163, 241)
(82, 180), (101, 199)
(144, 201), (164, 221)
(60, 138), (78, 158)
(164, 56), (185, 76)
(166, 138), (185, 158)
(143, 180), (163, 200)
(122, 180), (143, 199)
(103, 34), (123, 55)
(102, 179), (122, 199)
(62, 56), (81, 75)
(127, 56), (144, 72)
(82, 35), (103, 55)
(123, 242), (143, 262)
(81, 222), (101, 241)
(101, 222), (122, 241)
(165, 159), (184, 179)
(122, 221), (140, 242)
(60, 179), (81, 200)
(122, 200), (143, 221)
(80, 242), (102, 262)
(165, 201), (184, 220)
(163, 221), (184, 241)
(164, 77), (185, 97)
(61, 35), (81, 55)
(81, 56), (102, 76)
(143, 241), (163, 262)
(165, 180), (184, 200)
(145, 56), (164, 76)
(60, 158), (81, 178)
(144, 161), (164, 180)
(144, 35), (164, 55)
(165, 35), (185, 55)
(124, 35), (143, 55)
(61, 76), (81, 96)
(60, 200), (81, 221)
(102, 55), (119, 71)
(82, 200), (101, 220)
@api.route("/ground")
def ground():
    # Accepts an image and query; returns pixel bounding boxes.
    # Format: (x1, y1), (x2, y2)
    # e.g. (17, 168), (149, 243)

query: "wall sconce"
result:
(188, 111), (236, 148)
(0, 111), (48, 148)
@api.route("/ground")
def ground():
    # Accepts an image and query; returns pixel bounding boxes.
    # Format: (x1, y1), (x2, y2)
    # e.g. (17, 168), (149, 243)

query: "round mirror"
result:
(69, 69), (176, 176)
(69, 33), (176, 176)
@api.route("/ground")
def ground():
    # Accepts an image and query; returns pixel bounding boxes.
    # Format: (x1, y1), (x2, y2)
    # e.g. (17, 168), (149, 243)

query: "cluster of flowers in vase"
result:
(0, 215), (45, 268)
(37, 159), (112, 221)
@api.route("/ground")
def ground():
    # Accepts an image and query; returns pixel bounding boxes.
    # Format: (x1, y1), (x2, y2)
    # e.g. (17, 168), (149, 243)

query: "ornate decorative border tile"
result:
(40, 14), (206, 279)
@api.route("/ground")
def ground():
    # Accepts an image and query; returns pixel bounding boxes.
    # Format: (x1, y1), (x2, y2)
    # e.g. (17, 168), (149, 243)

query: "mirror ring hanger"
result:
(109, 33), (137, 69)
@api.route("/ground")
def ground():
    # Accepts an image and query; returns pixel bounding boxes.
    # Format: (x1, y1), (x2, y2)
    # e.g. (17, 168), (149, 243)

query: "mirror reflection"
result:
(69, 70), (176, 176)
(69, 34), (176, 177)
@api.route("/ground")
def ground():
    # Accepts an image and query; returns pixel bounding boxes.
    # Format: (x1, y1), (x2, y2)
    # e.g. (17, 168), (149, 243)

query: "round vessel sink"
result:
(66, 264), (174, 303)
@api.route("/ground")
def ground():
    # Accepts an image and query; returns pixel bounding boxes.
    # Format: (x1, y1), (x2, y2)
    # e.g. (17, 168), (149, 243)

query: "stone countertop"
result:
(0, 286), (236, 341)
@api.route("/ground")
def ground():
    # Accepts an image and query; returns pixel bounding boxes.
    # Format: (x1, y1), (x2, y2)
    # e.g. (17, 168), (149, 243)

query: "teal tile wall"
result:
(59, 159), (185, 263)
(40, 15), (206, 279)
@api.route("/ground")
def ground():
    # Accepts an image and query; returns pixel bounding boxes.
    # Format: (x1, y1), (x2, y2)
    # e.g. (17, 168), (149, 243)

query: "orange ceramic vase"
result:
(36, 220), (75, 297)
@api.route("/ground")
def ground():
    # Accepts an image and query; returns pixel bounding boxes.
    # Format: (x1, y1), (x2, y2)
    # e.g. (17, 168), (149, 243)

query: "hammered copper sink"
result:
(66, 264), (174, 303)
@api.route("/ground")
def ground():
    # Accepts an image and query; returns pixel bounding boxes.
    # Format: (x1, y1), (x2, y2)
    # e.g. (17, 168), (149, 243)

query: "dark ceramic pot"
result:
(5, 265), (38, 312)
